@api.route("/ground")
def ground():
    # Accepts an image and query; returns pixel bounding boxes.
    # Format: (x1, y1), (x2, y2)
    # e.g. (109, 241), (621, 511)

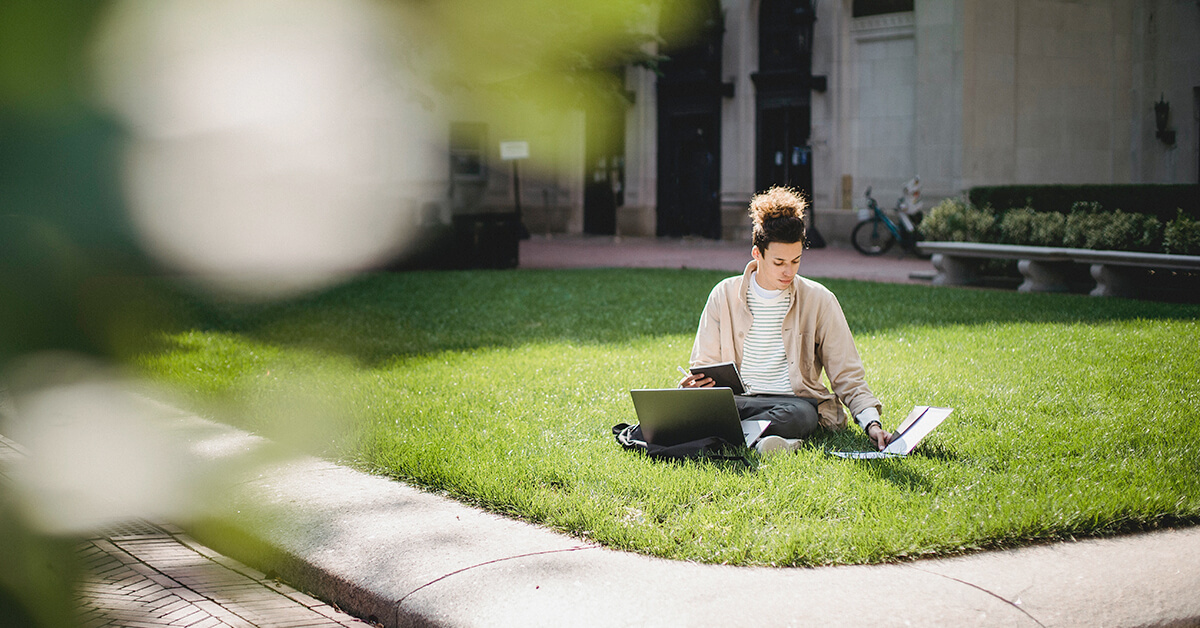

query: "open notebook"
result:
(829, 406), (953, 459)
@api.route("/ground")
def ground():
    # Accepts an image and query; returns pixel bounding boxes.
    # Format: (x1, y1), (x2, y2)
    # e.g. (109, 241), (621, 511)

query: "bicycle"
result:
(850, 186), (928, 257)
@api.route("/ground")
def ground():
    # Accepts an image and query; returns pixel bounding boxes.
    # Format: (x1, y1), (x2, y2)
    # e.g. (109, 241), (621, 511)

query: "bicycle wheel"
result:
(851, 218), (895, 256)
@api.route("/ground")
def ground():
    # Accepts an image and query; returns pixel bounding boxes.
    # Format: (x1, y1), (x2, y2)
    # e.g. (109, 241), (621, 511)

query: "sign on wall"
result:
(500, 141), (529, 161)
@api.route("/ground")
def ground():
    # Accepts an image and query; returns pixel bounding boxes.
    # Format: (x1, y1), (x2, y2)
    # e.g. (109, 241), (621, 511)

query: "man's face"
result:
(752, 240), (804, 290)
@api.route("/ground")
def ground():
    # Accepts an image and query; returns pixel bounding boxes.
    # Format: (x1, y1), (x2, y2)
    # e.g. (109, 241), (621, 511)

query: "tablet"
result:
(690, 362), (747, 395)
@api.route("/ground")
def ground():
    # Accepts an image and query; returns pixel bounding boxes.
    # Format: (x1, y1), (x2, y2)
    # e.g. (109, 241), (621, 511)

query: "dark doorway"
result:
(756, 105), (812, 195)
(656, 0), (725, 238)
(583, 71), (627, 235)
(752, 0), (823, 245)
(659, 110), (721, 238)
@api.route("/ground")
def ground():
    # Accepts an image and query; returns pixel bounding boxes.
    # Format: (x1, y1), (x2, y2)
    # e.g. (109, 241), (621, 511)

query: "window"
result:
(759, 0), (815, 73)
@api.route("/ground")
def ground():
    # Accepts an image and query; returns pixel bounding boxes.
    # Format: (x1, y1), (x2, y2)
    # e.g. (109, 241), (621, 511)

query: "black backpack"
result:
(611, 423), (749, 465)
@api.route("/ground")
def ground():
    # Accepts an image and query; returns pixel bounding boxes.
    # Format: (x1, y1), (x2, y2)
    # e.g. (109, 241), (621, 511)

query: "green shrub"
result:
(969, 184), (1200, 222)
(997, 207), (1066, 247)
(1063, 202), (1107, 249)
(1164, 209), (1200, 255)
(1098, 210), (1146, 251)
(1136, 216), (1164, 252)
(930, 198), (1176, 253)
(1063, 203), (1166, 252)
(921, 198), (996, 242)
(1030, 212), (1067, 247)
(996, 207), (1035, 244)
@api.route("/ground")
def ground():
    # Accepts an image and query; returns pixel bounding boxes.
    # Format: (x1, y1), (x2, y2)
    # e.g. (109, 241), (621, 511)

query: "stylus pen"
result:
(677, 365), (691, 378)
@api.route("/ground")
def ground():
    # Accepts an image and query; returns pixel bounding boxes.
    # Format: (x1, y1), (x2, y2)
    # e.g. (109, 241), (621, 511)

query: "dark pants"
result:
(735, 395), (821, 440)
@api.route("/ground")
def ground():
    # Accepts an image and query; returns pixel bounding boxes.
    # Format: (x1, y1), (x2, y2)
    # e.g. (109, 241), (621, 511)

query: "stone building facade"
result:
(455, 0), (1199, 245)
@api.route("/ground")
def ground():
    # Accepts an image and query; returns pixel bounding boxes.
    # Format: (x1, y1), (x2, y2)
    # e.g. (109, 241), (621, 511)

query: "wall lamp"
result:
(1154, 94), (1176, 145)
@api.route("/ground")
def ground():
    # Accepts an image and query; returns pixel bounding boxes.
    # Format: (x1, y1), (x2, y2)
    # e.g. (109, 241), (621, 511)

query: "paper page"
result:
(740, 419), (771, 446)
(829, 450), (901, 459)
(885, 406), (953, 454)
(830, 405), (954, 458)
(895, 405), (928, 435)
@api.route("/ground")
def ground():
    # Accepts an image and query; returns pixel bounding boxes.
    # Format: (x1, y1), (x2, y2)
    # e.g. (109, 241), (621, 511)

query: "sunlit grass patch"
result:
(136, 269), (1200, 566)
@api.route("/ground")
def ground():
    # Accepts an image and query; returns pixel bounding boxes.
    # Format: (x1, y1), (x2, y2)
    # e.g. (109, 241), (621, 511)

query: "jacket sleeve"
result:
(815, 293), (881, 420)
(689, 283), (727, 367)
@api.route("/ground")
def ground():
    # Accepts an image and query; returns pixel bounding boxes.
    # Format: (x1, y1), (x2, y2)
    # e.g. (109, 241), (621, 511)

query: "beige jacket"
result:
(689, 261), (881, 430)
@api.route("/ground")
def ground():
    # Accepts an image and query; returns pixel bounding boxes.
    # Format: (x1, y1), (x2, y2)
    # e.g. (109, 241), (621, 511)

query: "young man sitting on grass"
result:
(678, 186), (892, 454)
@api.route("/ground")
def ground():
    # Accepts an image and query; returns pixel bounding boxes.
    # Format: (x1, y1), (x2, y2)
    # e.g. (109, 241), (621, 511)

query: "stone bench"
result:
(917, 241), (1200, 297)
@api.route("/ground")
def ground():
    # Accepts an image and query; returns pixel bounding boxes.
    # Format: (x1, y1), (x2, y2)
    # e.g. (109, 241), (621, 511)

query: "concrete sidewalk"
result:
(145, 416), (1200, 628)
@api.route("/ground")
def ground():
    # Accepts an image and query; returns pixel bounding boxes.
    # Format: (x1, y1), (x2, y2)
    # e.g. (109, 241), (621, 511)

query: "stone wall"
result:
(483, 0), (1199, 241)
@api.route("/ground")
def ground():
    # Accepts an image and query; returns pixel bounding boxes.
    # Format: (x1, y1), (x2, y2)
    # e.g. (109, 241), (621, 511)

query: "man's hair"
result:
(749, 186), (807, 254)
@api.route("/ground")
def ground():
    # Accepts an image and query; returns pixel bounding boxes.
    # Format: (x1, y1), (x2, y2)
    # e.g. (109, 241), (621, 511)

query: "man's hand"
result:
(679, 372), (715, 388)
(867, 423), (893, 451)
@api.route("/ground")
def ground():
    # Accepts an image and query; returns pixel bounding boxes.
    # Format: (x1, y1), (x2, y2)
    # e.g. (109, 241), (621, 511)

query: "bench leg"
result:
(1017, 259), (1073, 293)
(931, 253), (977, 286)
(1090, 264), (1138, 298)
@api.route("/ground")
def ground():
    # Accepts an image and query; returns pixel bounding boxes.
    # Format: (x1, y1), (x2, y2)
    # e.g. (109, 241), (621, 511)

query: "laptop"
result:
(829, 405), (953, 459)
(629, 388), (767, 448)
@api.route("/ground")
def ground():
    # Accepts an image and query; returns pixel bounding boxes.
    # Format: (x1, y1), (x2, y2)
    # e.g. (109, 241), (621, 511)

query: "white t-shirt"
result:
(741, 272), (793, 395)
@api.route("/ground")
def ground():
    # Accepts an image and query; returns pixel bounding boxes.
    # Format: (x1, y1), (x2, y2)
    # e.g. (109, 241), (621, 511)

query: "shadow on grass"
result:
(904, 441), (960, 463)
(611, 446), (758, 475)
(806, 431), (955, 492)
(160, 268), (1200, 368)
(609, 443), (949, 482)
(858, 459), (933, 491)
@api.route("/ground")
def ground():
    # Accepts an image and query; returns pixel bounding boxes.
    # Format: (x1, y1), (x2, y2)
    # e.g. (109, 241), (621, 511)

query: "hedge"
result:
(967, 184), (1199, 223)
(922, 199), (1200, 256)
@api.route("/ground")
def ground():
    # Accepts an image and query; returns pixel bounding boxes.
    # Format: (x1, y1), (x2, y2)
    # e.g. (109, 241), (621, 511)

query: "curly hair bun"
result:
(748, 186), (806, 225)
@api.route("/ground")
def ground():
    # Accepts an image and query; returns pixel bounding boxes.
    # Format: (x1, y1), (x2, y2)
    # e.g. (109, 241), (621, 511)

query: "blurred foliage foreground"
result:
(1, 0), (718, 624)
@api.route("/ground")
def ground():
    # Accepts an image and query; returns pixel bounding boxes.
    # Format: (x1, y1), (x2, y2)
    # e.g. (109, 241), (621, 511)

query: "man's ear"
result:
(751, 246), (762, 262)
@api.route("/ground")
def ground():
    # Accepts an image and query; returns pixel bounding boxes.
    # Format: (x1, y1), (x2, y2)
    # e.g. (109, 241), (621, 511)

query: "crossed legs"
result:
(735, 395), (821, 440)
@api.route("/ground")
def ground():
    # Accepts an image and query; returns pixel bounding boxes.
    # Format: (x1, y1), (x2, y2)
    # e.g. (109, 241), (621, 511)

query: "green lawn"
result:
(137, 269), (1200, 566)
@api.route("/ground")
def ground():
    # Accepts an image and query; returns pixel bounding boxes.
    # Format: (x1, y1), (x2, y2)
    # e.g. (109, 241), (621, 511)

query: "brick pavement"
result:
(1, 434), (372, 628)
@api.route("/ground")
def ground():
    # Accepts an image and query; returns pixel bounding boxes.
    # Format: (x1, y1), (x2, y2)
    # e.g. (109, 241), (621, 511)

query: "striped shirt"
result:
(741, 273), (793, 395)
